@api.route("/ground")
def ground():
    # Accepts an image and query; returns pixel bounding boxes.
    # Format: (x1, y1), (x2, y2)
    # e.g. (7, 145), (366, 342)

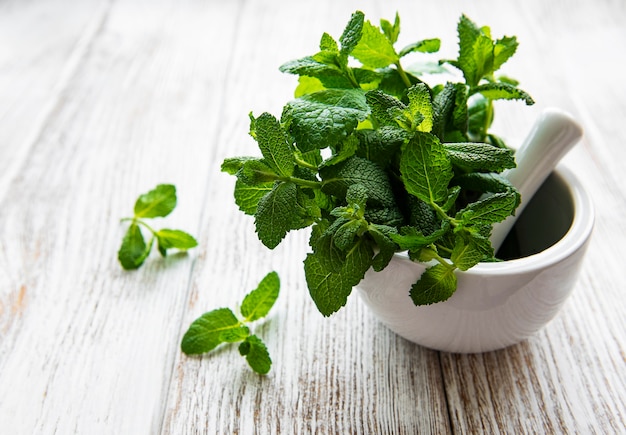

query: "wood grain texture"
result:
(0, 0), (624, 434)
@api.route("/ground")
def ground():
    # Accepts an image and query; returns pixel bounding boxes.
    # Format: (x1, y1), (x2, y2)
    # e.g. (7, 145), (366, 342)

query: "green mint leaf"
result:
(291, 188), (322, 229)
(456, 15), (494, 86)
(351, 20), (399, 68)
(452, 172), (520, 207)
(240, 271), (280, 322)
(406, 83), (434, 132)
(280, 56), (337, 76)
(238, 335), (272, 375)
(410, 263), (457, 305)
(400, 132), (453, 205)
(364, 205), (404, 227)
(493, 36), (518, 71)
(254, 182), (297, 249)
(283, 89), (369, 152)
(333, 219), (367, 251)
(451, 231), (494, 271)
(355, 128), (406, 169)
(134, 184), (177, 218)
(432, 82), (456, 140)
(467, 94), (493, 140)
(365, 90), (406, 127)
(456, 190), (519, 226)
(320, 156), (395, 208)
(399, 38), (441, 57)
(155, 229), (198, 256)
(304, 238), (373, 316)
(233, 179), (273, 215)
(470, 82), (535, 105)
(181, 308), (247, 355)
(254, 113), (295, 177)
(380, 13), (400, 44)
(456, 15), (482, 86)
(443, 142), (516, 172)
(221, 157), (256, 175)
(280, 56), (353, 89)
(472, 34), (495, 84)
(322, 134), (359, 167)
(237, 159), (278, 185)
(310, 220), (345, 272)
(339, 11), (365, 55)
(320, 32), (339, 52)
(390, 223), (449, 252)
(407, 195), (438, 233)
(451, 82), (469, 136)
(368, 224), (399, 271)
(118, 223), (151, 270)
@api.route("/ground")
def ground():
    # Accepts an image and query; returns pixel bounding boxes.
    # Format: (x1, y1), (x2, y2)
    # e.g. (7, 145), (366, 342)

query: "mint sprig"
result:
(118, 184), (198, 269)
(223, 12), (534, 314)
(181, 271), (280, 374)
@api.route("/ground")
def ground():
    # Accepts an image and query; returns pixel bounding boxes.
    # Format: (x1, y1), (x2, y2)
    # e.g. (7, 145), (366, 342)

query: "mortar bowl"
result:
(356, 165), (594, 353)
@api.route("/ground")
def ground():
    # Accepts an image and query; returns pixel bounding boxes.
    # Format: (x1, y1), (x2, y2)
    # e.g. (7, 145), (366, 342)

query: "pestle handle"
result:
(490, 108), (584, 252)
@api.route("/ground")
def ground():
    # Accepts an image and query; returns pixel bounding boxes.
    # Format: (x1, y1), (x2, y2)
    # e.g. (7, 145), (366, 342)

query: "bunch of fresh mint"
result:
(222, 12), (533, 316)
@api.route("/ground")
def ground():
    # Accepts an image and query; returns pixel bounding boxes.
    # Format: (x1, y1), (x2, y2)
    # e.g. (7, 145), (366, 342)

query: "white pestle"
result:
(489, 108), (584, 253)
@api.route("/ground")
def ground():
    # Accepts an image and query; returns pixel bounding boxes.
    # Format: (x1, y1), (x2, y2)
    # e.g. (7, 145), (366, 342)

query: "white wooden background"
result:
(1, 0), (625, 433)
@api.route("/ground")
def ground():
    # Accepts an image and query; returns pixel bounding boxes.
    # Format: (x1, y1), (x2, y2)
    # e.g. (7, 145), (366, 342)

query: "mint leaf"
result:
(284, 89), (369, 152)
(493, 36), (518, 71)
(400, 132), (453, 205)
(453, 172), (520, 206)
(365, 90), (406, 127)
(390, 223), (449, 252)
(368, 224), (398, 271)
(471, 82), (535, 105)
(451, 233), (490, 271)
(304, 238), (372, 316)
(233, 179), (273, 215)
(351, 20), (399, 68)
(456, 190), (519, 226)
(255, 182), (297, 249)
(118, 223), (150, 269)
(320, 156), (395, 208)
(280, 57), (353, 90)
(241, 271), (280, 322)
(406, 83), (434, 132)
(156, 229), (198, 256)
(134, 184), (177, 218)
(181, 308), (244, 354)
(254, 113), (295, 177)
(221, 157), (256, 175)
(339, 11), (365, 55)
(399, 38), (441, 57)
(355, 127), (406, 169)
(444, 142), (516, 172)
(238, 335), (272, 375)
(380, 13), (400, 44)
(410, 264), (457, 305)
(238, 159), (278, 185)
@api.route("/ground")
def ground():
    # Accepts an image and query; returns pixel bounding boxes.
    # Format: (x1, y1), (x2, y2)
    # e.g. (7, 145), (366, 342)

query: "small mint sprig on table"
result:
(180, 271), (280, 375)
(118, 184), (198, 270)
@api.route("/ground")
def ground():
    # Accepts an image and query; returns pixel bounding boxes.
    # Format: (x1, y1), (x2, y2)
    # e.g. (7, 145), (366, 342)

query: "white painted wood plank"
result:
(0, 0), (243, 433)
(0, 0), (111, 200)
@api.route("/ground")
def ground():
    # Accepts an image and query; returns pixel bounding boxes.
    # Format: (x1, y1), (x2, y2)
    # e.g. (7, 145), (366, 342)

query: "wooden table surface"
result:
(1, 0), (625, 433)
